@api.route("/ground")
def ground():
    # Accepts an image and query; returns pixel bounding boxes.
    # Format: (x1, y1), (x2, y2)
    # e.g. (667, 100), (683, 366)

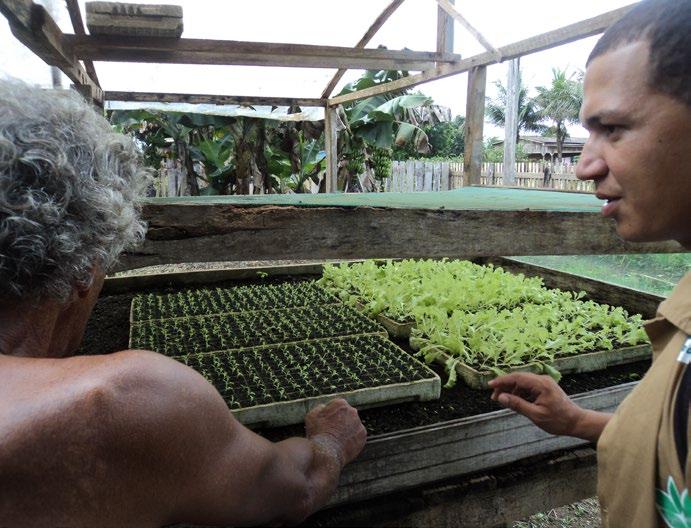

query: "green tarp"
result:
(149, 188), (604, 213)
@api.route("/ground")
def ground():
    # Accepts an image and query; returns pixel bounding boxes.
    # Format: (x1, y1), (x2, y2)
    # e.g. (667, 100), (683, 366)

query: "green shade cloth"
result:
(148, 187), (605, 212)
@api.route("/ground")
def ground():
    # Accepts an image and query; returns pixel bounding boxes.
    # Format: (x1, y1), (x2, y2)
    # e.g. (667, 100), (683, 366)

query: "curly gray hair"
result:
(0, 79), (150, 302)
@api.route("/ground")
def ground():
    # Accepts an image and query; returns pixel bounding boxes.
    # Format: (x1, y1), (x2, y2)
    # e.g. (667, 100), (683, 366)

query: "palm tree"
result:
(485, 80), (546, 143)
(534, 68), (583, 162)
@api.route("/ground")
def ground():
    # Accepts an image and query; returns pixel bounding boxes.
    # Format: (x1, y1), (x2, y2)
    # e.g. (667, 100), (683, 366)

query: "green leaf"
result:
(656, 477), (691, 528)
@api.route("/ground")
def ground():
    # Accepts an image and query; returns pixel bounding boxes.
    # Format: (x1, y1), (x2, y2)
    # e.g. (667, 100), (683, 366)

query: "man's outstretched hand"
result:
(489, 372), (611, 443)
(305, 399), (367, 466)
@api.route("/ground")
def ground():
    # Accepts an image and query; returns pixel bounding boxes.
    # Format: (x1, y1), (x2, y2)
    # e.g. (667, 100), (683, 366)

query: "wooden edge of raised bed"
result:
(234, 375), (442, 429)
(104, 262), (344, 295)
(327, 381), (636, 506)
(408, 340), (651, 389)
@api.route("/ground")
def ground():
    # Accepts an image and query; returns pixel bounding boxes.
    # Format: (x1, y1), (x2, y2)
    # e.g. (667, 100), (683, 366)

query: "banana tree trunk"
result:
(235, 142), (252, 195)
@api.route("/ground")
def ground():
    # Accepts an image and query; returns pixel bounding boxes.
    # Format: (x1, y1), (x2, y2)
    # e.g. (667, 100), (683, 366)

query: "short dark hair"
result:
(587, 0), (691, 106)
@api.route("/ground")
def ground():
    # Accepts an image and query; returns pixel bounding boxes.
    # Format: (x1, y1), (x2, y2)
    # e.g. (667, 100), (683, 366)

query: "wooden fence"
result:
(383, 161), (594, 193)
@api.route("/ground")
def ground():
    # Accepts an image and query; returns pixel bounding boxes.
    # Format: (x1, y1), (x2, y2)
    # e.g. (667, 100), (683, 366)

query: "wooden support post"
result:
(463, 66), (486, 186)
(436, 0), (453, 57)
(503, 58), (520, 185)
(324, 106), (338, 193)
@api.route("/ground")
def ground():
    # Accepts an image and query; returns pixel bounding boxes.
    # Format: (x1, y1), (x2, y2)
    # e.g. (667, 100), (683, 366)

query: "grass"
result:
(512, 254), (691, 297)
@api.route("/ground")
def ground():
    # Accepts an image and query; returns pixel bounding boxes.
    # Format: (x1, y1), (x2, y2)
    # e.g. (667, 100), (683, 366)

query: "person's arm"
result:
(488, 372), (611, 443)
(102, 350), (367, 527)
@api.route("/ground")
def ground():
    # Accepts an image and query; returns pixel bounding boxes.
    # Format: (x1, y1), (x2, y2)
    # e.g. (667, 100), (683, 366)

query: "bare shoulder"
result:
(0, 350), (237, 526)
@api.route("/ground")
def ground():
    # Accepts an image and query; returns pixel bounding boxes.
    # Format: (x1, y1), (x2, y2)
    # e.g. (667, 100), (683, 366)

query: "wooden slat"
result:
(321, 0), (406, 98)
(64, 34), (461, 70)
(436, 0), (454, 56)
(0, 0), (102, 102)
(329, 4), (635, 106)
(328, 382), (633, 505)
(463, 66), (486, 185)
(435, 0), (499, 58)
(113, 204), (683, 272)
(64, 0), (100, 86)
(324, 106), (338, 192)
(105, 91), (326, 108)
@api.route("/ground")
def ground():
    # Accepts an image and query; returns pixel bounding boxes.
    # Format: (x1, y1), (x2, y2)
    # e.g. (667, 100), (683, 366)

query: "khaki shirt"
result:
(598, 272), (691, 527)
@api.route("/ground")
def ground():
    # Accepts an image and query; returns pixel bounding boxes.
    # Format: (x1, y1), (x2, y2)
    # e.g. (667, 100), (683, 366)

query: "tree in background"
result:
(534, 68), (583, 162)
(392, 115), (465, 161)
(336, 69), (442, 191)
(482, 137), (528, 162)
(485, 79), (546, 143)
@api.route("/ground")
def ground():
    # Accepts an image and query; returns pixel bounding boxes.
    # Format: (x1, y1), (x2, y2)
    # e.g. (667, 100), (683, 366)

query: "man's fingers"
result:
(497, 392), (540, 419)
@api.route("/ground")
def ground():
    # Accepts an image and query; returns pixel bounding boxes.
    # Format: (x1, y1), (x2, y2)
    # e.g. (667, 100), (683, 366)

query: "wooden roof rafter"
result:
(64, 0), (100, 86)
(434, 0), (500, 61)
(105, 91), (327, 108)
(63, 34), (462, 70)
(0, 0), (102, 102)
(321, 0), (407, 99)
(328, 4), (636, 107)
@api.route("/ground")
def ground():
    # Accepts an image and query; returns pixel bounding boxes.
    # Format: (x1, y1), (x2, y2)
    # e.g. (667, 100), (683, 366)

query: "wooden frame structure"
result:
(1, 0), (667, 265)
(3, 2), (684, 522)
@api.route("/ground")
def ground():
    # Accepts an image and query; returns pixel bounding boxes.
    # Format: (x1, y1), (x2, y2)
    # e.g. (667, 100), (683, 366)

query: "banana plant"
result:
(335, 68), (438, 190)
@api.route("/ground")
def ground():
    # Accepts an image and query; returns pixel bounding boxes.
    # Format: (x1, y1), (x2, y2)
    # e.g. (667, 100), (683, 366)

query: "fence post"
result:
(424, 162), (434, 191)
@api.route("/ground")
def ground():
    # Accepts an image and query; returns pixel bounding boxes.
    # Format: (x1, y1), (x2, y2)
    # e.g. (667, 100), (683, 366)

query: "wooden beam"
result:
(64, 0), (100, 86)
(113, 204), (683, 272)
(503, 58), (520, 185)
(321, 0), (406, 98)
(324, 106), (339, 192)
(105, 91), (326, 108)
(329, 4), (635, 106)
(435, 0), (499, 58)
(0, 0), (102, 103)
(63, 34), (461, 70)
(436, 0), (454, 56)
(463, 66), (486, 186)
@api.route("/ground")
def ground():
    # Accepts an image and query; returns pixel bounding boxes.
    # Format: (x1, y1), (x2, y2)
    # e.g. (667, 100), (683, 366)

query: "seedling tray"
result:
(129, 303), (387, 356)
(410, 338), (652, 389)
(354, 302), (414, 339)
(130, 280), (339, 323)
(175, 334), (441, 428)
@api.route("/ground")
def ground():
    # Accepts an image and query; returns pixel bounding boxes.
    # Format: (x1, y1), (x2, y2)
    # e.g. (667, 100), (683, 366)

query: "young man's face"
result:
(576, 41), (691, 247)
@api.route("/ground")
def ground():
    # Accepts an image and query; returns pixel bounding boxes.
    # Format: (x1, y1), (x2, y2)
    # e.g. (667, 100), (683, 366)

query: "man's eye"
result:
(603, 124), (620, 134)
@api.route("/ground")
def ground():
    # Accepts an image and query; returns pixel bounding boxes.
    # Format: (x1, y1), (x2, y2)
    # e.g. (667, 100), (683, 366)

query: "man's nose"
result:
(575, 140), (608, 181)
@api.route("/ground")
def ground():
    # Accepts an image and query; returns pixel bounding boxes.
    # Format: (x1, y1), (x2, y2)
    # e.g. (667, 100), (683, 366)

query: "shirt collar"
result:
(657, 271), (691, 335)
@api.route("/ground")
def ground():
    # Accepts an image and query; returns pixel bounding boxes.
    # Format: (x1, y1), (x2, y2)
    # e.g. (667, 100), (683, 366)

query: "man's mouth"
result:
(599, 197), (621, 218)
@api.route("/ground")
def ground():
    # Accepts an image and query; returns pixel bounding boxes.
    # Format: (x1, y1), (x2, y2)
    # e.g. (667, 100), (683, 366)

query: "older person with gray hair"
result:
(0, 79), (366, 527)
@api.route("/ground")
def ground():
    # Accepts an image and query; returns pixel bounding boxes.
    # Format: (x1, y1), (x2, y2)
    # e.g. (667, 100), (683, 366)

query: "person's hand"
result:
(305, 399), (367, 465)
(488, 373), (586, 437)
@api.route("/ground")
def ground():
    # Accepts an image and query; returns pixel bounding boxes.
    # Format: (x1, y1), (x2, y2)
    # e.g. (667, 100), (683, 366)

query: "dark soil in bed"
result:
(80, 281), (651, 441)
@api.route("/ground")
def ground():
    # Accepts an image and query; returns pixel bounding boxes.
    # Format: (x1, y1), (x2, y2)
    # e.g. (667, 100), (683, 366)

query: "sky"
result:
(0, 0), (636, 139)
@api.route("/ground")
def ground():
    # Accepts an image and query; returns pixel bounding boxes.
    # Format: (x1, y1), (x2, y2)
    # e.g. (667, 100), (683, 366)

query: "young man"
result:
(0, 79), (366, 526)
(489, 1), (691, 525)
